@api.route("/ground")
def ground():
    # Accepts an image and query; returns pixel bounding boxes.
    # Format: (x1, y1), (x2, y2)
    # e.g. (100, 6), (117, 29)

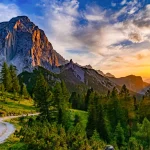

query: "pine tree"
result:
(111, 87), (118, 98)
(120, 84), (130, 100)
(9, 64), (20, 93)
(1, 62), (12, 91)
(86, 92), (97, 138)
(61, 80), (69, 106)
(97, 103), (110, 143)
(69, 92), (78, 109)
(107, 87), (128, 137)
(21, 83), (29, 99)
(0, 84), (5, 95)
(53, 82), (66, 124)
(135, 118), (150, 149)
(85, 88), (93, 111)
(34, 73), (55, 122)
(114, 122), (125, 149)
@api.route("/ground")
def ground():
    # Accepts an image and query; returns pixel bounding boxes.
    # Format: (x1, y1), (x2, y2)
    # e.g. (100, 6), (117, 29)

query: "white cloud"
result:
(0, 3), (21, 22)
(121, 0), (127, 5)
(34, 0), (150, 77)
(0, 0), (150, 77)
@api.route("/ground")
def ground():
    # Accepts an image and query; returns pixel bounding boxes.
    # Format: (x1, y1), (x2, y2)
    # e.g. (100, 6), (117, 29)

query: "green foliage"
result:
(114, 122), (125, 149)
(139, 91), (150, 120)
(53, 82), (66, 124)
(17, 117), (106, 150)
(128, 137), (139, 150)
(20, 83), (29, 99)
(9, 64), (20, 93)
(1, 62), (12, 92)
(134, 118), (150, 149)
(119, 84), (130, 100)
(1, 67), (150, 150)
(85, 88), (93, 111)
(86, 92), (97, 138)
(97, 104), (110, 143)
(90, 130), (105, 150)
(0, 92), (35, 116)
(33, 73), (56, 122)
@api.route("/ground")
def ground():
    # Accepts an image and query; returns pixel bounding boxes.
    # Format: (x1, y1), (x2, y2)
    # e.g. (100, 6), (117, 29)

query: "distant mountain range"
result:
(108, 75), (150, 94)
(0, 16), (149, 95)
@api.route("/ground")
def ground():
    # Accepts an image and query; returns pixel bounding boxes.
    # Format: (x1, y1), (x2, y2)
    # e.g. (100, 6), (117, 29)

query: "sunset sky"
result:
(0, 0), (150, 79)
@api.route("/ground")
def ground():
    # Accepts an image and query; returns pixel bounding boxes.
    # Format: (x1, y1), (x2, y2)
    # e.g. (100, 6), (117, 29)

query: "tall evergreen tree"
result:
(85, 88), (93, 111)
(97, 103), (110, 143)
(111, 87), (118, 98)
(107, 87), (128, 135)
(61, 81), (70, 108)
(69, 92), (78, 109)
(86, 92), (97, 138)
(135, 118), (150, 149)
(61, 80), (70, 104)
(21, 83), (29, 98)
(53, 82), (66, 124)
(120, 84), (130, 100)
(9, 64), (20, 93)
(34, 73), (55, 122)
(114, 122), (125, 149)
(1, 62), (12, 91)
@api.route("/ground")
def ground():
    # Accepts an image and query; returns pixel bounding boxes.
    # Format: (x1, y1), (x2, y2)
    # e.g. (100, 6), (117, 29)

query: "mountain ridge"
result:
(0, 16), (149, 95)
(0, 16), (67, 73)
(108, 75), (150, 94)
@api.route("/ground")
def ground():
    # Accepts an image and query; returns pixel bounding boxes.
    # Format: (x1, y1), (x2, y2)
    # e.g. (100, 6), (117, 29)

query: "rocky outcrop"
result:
(59, 60), (116, 93)
(96, 70), (115, 78)
(0, 16), (66, 73)
(105, 73), (115, 78)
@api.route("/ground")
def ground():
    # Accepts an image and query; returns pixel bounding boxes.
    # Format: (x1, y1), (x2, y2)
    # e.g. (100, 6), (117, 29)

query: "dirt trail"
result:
(0, 113), (39, 144)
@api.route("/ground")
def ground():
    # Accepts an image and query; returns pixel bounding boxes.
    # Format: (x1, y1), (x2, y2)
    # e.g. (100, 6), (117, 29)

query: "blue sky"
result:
(0, 0), (150, 78)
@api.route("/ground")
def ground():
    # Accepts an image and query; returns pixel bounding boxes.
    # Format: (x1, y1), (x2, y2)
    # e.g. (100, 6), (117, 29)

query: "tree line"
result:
(15, 72), (150, 150)
(0, 62), (29, 98)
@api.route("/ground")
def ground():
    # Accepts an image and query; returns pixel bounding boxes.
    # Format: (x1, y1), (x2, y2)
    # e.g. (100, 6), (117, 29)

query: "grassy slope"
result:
(0, 92), (36, 116)
(69, 109), (88, 129)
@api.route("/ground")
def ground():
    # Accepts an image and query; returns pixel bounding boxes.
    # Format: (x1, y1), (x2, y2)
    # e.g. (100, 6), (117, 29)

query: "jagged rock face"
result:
(60, 60), (116, 93)
(0, 16), (66, 73)
(105, 73), (115, 78)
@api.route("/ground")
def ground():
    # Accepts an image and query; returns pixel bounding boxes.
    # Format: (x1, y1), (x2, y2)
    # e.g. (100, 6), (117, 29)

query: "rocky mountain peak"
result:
(10, 16), (31, 24)
(105, 73), (115, 78)
(83, 65), (93, 69)
(0, 16), (66, 73)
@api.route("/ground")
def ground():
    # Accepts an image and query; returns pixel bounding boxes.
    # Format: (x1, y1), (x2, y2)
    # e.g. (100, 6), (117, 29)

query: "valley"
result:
(0, 15), (150, 150)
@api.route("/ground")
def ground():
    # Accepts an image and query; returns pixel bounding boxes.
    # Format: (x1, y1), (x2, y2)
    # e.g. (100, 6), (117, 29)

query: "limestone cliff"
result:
(0, 16), (66, 73)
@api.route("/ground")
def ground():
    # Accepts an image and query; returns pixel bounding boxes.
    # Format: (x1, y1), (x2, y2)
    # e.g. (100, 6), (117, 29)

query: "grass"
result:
(69, 109), (88, 130)
(0, 92), (36, 116)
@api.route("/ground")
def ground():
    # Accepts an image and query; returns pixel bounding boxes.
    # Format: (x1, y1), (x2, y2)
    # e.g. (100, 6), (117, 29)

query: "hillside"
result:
(19, 61), (118, 95)
(0, 92), (36, 117)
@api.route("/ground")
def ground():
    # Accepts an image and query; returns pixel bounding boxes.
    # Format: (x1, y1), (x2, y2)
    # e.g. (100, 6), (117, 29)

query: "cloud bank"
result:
(35, 0), (150, 78)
